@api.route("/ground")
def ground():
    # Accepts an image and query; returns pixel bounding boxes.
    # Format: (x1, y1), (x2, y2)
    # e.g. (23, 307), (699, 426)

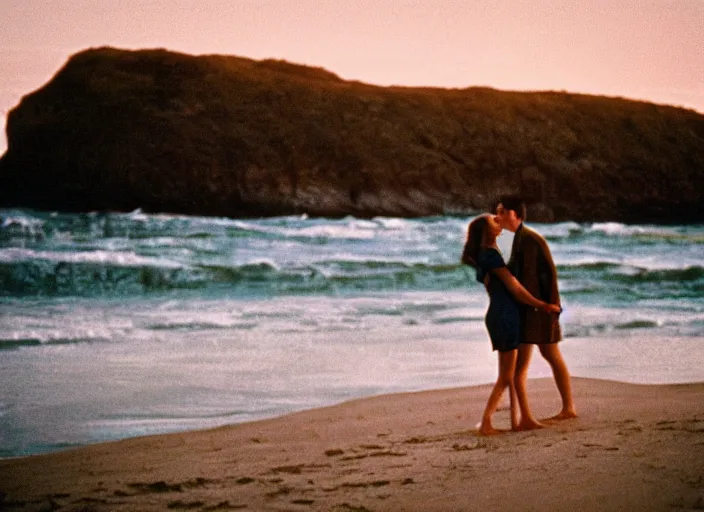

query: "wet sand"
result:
(1, 377), (702, 511)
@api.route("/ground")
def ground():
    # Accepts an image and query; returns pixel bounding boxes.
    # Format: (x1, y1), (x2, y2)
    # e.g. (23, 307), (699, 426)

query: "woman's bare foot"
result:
(514, 419), (545, 431)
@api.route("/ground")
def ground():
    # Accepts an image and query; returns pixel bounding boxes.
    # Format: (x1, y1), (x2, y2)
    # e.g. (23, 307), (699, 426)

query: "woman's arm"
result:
(490, 267), (561, 313)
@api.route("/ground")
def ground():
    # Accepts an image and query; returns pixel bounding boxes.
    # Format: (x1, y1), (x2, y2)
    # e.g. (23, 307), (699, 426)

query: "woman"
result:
(462, 214), (561, 435)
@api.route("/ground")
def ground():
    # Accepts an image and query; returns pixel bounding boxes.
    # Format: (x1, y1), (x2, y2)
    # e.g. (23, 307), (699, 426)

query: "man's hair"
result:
(498, 195), (527, 220)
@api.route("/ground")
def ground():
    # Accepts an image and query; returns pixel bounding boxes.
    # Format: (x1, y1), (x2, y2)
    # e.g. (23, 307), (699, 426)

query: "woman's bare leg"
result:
(514, 344), (545, 430)
(538, 343), (577, 419)
(479, 350), (517, 435)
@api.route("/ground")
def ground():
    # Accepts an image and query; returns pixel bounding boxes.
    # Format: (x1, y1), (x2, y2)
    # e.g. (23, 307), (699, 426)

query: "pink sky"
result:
(1, 0), (702, 151)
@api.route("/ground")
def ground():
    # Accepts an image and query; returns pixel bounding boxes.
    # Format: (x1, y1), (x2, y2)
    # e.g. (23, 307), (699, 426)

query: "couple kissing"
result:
(462, 195), (578, 435)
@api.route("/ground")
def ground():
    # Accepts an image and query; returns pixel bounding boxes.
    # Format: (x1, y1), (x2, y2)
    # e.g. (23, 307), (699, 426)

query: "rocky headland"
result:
(1, 47), (703, 223)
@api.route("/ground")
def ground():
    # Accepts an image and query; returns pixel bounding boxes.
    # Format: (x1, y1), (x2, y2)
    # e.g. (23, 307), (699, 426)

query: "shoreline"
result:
(1, 377), (703, 511)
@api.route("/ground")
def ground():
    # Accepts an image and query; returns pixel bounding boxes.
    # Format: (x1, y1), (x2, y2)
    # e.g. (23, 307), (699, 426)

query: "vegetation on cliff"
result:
(1, 47), (703, 222)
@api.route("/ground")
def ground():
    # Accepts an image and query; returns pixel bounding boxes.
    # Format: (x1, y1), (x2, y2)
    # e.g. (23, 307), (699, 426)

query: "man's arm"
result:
(535, 236), (560, 306)
(520, 230), (559, 304)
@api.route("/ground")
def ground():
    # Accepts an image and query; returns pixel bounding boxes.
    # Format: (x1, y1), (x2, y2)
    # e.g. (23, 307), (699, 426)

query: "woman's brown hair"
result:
(461, 215), (490, 268)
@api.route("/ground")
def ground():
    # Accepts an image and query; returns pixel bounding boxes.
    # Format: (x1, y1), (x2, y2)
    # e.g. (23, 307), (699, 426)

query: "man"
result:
(495, 196), (577, 428)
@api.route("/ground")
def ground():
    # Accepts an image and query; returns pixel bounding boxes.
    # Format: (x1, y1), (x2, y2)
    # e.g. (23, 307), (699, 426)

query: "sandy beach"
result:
(1, 377), (702, 512)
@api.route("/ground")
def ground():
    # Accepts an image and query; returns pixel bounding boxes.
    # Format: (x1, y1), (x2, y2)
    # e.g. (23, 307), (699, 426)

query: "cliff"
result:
(1, 47), (703, 223)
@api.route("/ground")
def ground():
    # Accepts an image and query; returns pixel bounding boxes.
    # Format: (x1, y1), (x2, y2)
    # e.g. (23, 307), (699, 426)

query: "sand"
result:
(0, 377), (702, 512)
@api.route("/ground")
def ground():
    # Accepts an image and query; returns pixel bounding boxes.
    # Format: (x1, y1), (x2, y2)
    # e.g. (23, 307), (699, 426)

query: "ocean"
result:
(0, 208), (702, 458)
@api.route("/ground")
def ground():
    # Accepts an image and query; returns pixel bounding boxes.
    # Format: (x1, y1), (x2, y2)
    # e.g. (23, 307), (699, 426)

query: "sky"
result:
(1, 0), (703, 153)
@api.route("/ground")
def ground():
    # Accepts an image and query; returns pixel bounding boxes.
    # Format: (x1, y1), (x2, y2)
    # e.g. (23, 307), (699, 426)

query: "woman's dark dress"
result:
(476, 248), (520, 352)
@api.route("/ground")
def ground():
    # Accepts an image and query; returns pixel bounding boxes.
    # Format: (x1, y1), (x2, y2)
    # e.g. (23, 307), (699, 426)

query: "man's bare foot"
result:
(514, 419), (545, 431)
(547, 408), (578, 421)
(478, 423), (505, 436)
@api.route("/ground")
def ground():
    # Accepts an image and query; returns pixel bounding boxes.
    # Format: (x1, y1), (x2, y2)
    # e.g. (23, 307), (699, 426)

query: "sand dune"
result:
(1, 377), (702, 511)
